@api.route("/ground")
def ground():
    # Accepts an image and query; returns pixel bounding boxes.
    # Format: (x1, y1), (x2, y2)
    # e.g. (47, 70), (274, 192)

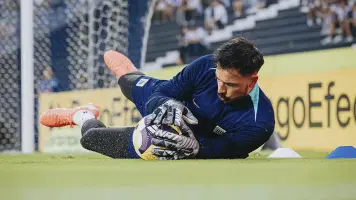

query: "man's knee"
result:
(81, 118), (106, 136)
(118, 71), (145, 102)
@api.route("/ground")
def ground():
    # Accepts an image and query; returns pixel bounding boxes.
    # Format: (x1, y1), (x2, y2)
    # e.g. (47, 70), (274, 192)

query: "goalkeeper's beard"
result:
(218, 93), (231, 103)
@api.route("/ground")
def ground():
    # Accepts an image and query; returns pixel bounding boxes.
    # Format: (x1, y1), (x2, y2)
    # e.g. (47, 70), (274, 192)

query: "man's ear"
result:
(249, 73), (258, 90)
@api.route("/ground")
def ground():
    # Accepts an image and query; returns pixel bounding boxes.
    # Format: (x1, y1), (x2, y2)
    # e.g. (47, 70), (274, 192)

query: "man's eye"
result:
(227, 84), (237, 87)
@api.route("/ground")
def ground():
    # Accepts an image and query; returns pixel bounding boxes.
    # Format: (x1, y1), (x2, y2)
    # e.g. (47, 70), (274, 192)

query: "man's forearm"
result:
(145, 95), (172, 115)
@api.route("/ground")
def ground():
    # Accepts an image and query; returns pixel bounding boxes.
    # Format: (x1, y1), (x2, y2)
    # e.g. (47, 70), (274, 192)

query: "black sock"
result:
(80, 125), (135, 159)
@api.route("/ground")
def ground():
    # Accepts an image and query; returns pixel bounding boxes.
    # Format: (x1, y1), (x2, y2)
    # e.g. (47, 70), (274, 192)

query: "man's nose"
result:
(217, 81), (226, 93)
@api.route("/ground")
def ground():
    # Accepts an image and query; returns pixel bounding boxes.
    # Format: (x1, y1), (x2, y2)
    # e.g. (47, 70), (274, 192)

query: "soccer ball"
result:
(132, 116), (182, 160)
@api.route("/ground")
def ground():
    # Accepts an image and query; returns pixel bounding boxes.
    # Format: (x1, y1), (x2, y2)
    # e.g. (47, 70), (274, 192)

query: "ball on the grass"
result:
(132, 116), (182, 160)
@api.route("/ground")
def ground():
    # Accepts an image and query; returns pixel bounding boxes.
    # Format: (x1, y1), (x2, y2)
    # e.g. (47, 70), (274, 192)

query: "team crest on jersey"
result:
(136, 78), (149, 87)
(213, 125), (226, 135)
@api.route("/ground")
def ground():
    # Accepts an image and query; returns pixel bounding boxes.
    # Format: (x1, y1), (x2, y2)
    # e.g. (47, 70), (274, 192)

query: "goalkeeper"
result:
(40, 37), (275, 160)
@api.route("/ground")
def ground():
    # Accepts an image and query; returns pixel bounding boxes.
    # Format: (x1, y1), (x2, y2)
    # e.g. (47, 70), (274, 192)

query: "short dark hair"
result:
(214, 37), (264, 76)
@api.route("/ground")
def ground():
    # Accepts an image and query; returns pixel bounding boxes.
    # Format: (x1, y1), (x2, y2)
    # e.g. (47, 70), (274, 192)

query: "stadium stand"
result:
(144, 0), (356, 71)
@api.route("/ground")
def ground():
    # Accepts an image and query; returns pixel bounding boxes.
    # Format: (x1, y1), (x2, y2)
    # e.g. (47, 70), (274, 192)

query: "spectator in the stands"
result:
(204, 0), (228, 33)
(255, 0), (267, 9)
(186, 0), (203, 22)
(202, 0), (211, 9)
(177, 25), (209, 64)
(153, 0), (175, 23)
(307, 0), (323, 26)
(320, 5), (334, 35)
(177, 26), (189, 64)
(233, 0), (245, 17)
(249, 0), (267, 12)
(185, 25), (209, 56)
(347, 3), (356, 33)
(167, 0), (181, 12)
(165, 0), (181, 20)
(176, 0), (188, 26)
(232, 0), (266, 17)
(321, 0), (353, 44)
(38, 67), (59, 93)
(334, 0), (353, 41)
(176, 0), (202, 26)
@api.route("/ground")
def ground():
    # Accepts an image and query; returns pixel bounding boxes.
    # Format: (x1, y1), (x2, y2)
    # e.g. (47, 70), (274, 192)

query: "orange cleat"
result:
(104, 50), (139, 79)
(40, 104), (100, 128)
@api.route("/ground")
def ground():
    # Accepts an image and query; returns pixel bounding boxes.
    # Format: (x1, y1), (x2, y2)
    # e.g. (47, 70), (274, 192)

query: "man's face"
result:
(215, 65), (258, 103)
(43, 69), (53, 80)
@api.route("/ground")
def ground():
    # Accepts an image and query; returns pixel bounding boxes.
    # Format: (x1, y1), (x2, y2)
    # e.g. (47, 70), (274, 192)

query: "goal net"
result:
(0, 0), (154, 152)
(0, 0), (21, 152)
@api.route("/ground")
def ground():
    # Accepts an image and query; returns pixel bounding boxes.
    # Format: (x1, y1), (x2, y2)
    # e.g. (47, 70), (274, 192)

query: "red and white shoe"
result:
(40, 104), (100, 127)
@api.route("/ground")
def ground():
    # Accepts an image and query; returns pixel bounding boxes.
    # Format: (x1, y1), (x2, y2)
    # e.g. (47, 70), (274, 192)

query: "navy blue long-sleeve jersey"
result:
(142, 55), (275, 159)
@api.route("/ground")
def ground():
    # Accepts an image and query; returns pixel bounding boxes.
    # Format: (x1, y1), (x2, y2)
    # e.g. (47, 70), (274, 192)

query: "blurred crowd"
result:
(152, 0), (269, 64)
(305, 0), (356, 44)
(153, 0), (268, 28)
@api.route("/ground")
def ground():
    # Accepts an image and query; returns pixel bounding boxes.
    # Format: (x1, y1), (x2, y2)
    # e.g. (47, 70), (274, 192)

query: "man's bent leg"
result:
(80, 118), (138, 159)
(118, 73), (163, 117)
(118, 71), (145, 102)
(104, 50), (163, 117)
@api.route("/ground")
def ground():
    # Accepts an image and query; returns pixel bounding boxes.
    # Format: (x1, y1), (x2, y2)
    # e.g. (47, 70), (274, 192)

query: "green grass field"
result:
(1, 151), (356, 200)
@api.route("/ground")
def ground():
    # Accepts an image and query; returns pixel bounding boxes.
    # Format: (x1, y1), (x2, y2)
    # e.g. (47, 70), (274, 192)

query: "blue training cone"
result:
(326, 146), (356, 159)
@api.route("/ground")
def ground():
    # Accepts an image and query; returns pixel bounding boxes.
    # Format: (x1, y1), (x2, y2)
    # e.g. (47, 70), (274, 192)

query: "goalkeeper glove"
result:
(146, 99), (198, 137)
(147, 125), (199, 160)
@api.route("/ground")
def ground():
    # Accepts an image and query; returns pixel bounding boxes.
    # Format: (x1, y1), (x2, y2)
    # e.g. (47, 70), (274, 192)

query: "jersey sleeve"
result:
(196, 126), (273, 159)
(145, 55), (213, 114)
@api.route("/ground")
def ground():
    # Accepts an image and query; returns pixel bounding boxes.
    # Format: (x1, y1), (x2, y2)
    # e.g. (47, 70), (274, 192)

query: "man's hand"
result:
(146, 99), (198, 137)
(146, 125), (199, 160)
